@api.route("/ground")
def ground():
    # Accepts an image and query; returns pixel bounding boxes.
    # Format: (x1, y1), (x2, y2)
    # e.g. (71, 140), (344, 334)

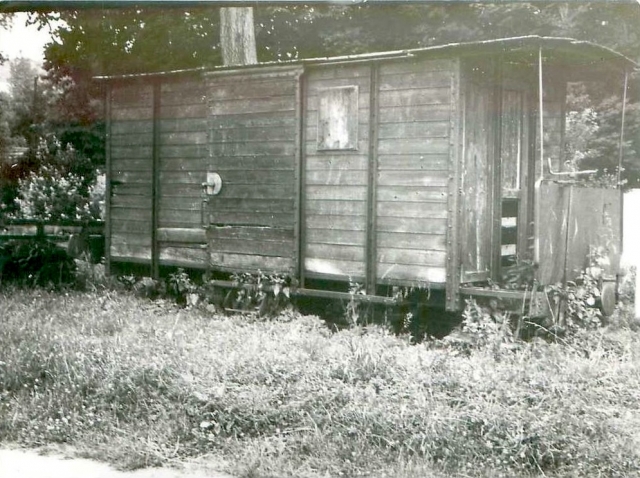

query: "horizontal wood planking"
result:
(378, 121), (449, 139)
(160, 81), (207, 105)
(208, 79), (296, 100)
(208, 225), (293, 242)
(210, 96), (295, 116)
(210, 252), (293, 273)
(378, 87), (450, 107)
(209, 211), (294, 228)
(157, 227), (207, 244)
(111, 233), (151, 247)
(378, 138), (449, 155)
(210, 141), (296, 157)
(162, 156), (294, 172)
(159, 118), (208, 135)
(377, 104), (450, 123)
(377, 154), (449, 171)
(160, 144), (208, 158)
(306, 169), (367, 186)
(111, 244), (152, 262)
(378, 70), (451, 90)
(306, 155), (368, 171)
(110, 159), (152, 172)
(377, 264), (446, 284)
(305, 228), (365, 247)
(110, 206), (152, 222)
(110, 194), (152, 208)
(304, 257), (365, 278)
(160, 104), (208, 120)
(213, 184), (295, 200)
(377, 232), (446, 251)
(111, 219), (151, 235)
(306, 214), (366, 231)
(110, 134), (154, 147)
(210, 126), (296, 143)
(377, 217), (447, 235)
(207, 225), (295, 268)
(376, 170), (448, 187)
(159, 170), (294, 185)
(111, 145), (153, 159)
(111, 120), (154, 135)
(376, 187), (447, 202)
(307, 64), (371, 80)
(205, 198), (293, 213)
(111, 83), (153, 107)
(306, 200), (367, 216)
(306, 243), (365, 262)
(205, 74), (299, 266)
(109, 184), (152, 196)
(377, 201), (447, 219)
(306, 185), (367, 201)
(111, 107), (153, 121)
(159, 131), (208, 146)
(377, 248), (446, 267)
(380, 59), (453, 75)
(111, 170), (152, 184)
(209, 112), (296, 130)
(159, 245), (208, 268)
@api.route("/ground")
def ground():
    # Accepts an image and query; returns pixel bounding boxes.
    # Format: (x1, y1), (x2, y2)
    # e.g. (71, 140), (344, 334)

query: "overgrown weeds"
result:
(2, 289), (640, 477)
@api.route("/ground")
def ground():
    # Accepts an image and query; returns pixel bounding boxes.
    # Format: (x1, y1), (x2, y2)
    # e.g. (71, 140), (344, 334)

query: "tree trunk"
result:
(219, 7), (257, 66)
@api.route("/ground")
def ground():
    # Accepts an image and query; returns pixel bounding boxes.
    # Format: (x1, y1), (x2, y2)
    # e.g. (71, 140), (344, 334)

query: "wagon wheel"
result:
(599, 281), (617, 318)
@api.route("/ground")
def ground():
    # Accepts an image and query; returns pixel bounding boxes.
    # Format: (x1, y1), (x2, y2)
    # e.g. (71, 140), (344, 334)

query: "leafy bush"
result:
(0, 239), (76, 288)
(13, 136), (104, 221)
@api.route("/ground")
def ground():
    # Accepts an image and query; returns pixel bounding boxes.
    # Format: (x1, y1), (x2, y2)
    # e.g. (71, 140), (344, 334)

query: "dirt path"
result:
(0, 447), (234, 478)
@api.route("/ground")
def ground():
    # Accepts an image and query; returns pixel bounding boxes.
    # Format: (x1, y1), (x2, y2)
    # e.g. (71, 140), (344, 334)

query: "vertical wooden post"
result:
(294, 70), (304, 287)
(491, 57), (504, 282)
(104, 84), (112, 275)
(151, 80), (161, 279)
(445, 58), (462, 311)
(365, 64), (380, 295)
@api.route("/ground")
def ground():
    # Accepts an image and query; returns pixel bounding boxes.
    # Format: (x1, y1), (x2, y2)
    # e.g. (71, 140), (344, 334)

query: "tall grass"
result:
(1, 288), (640, 477)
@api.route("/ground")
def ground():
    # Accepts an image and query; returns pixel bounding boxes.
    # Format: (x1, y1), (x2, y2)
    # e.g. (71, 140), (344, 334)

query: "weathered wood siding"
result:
(537, 182), (621, 285)
(206, 69), (301, 273)
(375, 59), (453, 284)
(459, 77), (495, 282)
(109, 81), (154, 263)
(157, 77), (209, 267)
(535, 71), (565, 178)
(303, 65), (371, 279)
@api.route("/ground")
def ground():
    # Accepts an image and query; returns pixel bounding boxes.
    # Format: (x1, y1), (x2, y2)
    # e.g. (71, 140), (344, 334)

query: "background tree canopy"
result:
(4, 3), (640, 195)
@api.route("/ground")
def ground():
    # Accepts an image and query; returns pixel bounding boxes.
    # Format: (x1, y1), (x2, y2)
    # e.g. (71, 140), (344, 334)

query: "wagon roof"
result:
(94, 35), (638, 81)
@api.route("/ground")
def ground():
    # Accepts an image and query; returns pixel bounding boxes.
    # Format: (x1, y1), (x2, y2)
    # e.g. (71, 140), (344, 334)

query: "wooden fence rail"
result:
(0, 219), (105, 263)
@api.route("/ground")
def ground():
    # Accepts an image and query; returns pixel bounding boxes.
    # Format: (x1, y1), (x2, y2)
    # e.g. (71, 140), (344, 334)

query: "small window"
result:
(317, 86), (358, 151)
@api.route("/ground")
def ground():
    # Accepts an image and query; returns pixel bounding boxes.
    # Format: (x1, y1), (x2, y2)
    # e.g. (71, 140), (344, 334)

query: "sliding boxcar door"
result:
(205, 69), (301, 274)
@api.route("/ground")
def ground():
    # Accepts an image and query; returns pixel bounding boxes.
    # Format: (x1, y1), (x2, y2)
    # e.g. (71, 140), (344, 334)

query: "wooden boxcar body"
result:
(100, 36), (635, 311)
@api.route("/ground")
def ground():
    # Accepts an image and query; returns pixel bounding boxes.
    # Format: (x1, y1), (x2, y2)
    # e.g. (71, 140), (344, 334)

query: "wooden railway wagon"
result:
(97, 36), (636, 312)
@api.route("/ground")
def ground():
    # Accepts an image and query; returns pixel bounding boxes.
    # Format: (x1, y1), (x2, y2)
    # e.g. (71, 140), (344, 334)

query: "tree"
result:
(0, 13), (13, 65)
(220, 7), (257, 66)
(8, 57), (46, 148)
